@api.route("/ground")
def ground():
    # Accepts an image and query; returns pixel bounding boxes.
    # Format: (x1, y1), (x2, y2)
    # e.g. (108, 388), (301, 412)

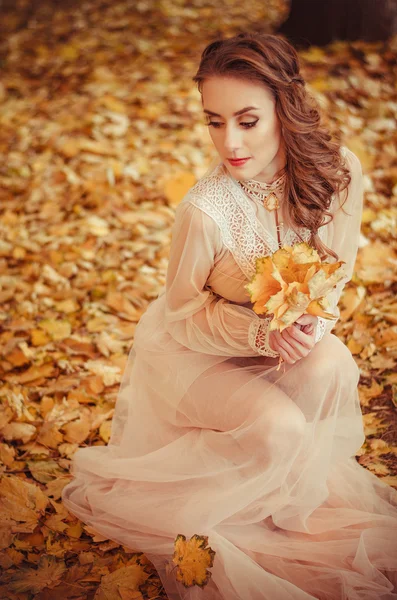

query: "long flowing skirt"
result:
(62, 294), (397, 600)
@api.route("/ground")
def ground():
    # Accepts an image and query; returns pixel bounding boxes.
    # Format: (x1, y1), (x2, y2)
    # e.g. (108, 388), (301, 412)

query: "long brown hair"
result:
(192, 32), (351, 261)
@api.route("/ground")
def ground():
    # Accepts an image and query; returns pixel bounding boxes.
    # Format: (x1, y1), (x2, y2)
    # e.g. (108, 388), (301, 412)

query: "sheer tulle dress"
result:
(62, 146), (397, 600)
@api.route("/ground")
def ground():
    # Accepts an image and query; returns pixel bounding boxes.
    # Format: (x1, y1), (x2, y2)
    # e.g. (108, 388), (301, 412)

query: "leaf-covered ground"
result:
(0, 0), (396, 598)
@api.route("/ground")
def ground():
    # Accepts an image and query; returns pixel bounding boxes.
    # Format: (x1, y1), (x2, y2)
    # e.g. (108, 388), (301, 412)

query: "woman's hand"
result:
(268, 314), (318, 364)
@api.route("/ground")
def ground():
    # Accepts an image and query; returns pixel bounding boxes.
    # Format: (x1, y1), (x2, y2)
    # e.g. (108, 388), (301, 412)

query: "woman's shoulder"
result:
(179, 162), (230, 209)
(331, 145), (363, 213)
(172, 164), (235, 245)
(189, 162), (228, 194)
(174, 164), (227, 220)
(340, 145), (363, 176)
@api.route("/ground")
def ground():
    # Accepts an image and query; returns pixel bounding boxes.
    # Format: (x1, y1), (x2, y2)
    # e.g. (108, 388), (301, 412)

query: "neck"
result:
(248, 144), (287, 184)
(238, 168), (286, 190)
(251, 165), (286, 185)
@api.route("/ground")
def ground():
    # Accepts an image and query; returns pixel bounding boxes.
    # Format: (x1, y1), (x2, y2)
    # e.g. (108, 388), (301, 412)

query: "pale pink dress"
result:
(62, 146), (397, 600)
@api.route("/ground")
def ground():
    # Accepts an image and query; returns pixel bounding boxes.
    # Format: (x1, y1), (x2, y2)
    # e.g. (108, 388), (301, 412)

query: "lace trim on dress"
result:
(186, 165), (327, 282)
(250, 314), (336, 356)
(315, 316), (328, 344)
(248, 318), (280, 357)
(315, 315), (340, 343)
(188, 174), (275, 281)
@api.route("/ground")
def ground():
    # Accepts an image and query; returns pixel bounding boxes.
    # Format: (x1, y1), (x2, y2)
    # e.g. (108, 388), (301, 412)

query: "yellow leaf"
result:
(300, 46), (327, 63)
(347, 338), (364, 354)
(54, 298), (80, 314)
(265, 288), (289, 316)
(359, 379), (384, 407)
(0, 475), (48, 525)
(5, 348), (30, 367)
(99, 420), (112, 443)
(60, 45), (79, 61)
(95, 564), (148, 600)
(5, 363), (56, 384)
(0, 442), (15, 467)
(361, 208), (377, 224)
(57, 138), (80, 158)
(245, 256), (281, 312)
(345, 136), (374, 171)
(283, 262), (312, 285)
(172, 533), (216, 588)
(307, 264), (346, 298)
(362, 412), (388, 436)
(306, 298), (336, 319)
(105, 290), (141, 321)
(355, 242), (396, 284)
(272, 246), (292, 269)
(30, 329), (51, 346)
(62, 418), (91, 445)
(275, 302), (290, 320)
(98, 94), (127, 114)
(246, 242), (345, 330)
(65, 521), (84, 539)
(38, 319), (72, 341)
(277, 288), (311, 330)
(360, 342), (377, 360)
(1, 422), (36, 443)
(291, 242), (320, 264)
(309, 77), (333, 93)
(163, 172), (197, 207)
(27, 459), (64, 484)
(12, 246), (26, 259)
(303, 263), (318, 283)
(36, 423), (63, 449)
(339, 286), (366, 321)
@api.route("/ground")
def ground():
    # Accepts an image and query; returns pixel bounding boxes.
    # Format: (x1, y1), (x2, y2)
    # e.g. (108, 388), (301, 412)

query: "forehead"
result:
(201, 76), (274, 111)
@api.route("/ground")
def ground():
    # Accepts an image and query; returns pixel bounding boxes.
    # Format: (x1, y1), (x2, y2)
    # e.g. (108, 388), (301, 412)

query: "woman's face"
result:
(201, 76), (286, 183)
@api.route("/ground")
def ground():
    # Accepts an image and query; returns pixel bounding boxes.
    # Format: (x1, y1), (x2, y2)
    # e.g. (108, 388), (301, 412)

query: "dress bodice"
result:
(186, 162), (330, 308)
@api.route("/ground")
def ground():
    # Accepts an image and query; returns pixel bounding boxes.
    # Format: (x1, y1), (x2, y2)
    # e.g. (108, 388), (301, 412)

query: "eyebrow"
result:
(203, 106), (260, 117)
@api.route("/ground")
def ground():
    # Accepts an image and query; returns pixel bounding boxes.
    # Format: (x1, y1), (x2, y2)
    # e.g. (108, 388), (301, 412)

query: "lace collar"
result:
(218, 164), (286, 205)
(210, 163), (299, 250)
(237, 169), (287, 193)
(236, 170), (287, 212)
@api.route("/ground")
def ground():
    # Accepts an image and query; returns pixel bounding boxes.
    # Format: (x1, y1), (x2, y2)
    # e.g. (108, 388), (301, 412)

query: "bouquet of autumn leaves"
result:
(244, 242), (347, 367)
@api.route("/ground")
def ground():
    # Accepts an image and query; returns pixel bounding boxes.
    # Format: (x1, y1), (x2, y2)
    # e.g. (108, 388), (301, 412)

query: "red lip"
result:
(228, 158), (250, 166)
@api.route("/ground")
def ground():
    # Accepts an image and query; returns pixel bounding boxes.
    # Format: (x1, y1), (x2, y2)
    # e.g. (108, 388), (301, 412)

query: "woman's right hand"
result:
(268, 321), (315, 364)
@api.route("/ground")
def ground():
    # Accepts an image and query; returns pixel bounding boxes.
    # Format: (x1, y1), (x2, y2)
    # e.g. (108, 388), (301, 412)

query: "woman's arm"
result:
(164, 200), (279, 357)
(314, 147), (364, 343)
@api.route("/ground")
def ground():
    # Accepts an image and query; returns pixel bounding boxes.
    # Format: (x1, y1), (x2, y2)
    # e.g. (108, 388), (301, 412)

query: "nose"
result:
(224, 123), (243, 154)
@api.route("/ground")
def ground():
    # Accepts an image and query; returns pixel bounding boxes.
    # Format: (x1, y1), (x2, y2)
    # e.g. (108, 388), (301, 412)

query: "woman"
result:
(62, 33), (397, 599)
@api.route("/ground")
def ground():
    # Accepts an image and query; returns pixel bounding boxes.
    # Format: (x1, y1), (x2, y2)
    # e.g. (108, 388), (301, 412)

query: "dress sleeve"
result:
(315, 147), (364, 343)
(164, 200), (279, 357)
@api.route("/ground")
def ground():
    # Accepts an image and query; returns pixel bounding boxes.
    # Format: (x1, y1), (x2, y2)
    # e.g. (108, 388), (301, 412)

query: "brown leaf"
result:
(7, 555), (66, 594)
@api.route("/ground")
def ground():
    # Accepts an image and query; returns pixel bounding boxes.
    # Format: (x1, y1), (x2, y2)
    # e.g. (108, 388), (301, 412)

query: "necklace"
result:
(237, 170), (287, 247)
(237, 170), (286, 210)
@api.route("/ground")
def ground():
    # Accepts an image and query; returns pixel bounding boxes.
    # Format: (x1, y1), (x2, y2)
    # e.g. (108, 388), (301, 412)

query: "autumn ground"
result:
(0, 0), (396, 598)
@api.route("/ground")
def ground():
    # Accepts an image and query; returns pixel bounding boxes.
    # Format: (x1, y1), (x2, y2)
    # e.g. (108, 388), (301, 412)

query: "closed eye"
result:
(207, 121), (258, 129)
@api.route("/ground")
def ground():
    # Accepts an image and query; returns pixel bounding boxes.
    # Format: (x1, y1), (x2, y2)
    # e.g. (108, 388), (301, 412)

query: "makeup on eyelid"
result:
(207, 120), (258, 129)
(201, 77), (286, 184)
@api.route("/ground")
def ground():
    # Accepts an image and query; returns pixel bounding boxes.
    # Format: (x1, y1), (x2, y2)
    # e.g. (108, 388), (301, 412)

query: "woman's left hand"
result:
(271, 314), (318, 364)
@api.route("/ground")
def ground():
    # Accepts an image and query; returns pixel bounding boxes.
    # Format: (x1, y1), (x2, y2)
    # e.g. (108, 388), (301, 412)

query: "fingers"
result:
(295, 314), (318, 328)
(281, 328), (312, 360)
(270, 324), (315, 364)
(284, 324), (314, 349)
(271, 331), (302, 364)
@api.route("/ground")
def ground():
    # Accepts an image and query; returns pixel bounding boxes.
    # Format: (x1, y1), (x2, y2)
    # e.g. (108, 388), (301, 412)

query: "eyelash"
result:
(207, 120), (258, 129)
